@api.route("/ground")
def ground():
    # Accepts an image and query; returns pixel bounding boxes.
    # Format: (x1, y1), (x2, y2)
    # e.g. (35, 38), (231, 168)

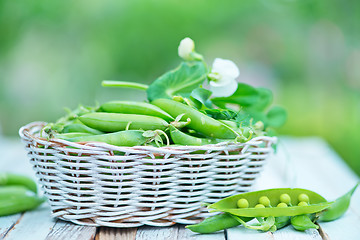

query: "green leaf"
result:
(204, 109), (237, 120)
(250, 88), (273, 111)
(190, 88), (212, 109)
(266, 106), (287, 128)
(211, 83), (260, 108)
(147, 61), (207, 101)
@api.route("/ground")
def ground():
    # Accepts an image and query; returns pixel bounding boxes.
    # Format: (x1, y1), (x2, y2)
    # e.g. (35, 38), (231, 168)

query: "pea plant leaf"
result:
(249, 88), (273, 111)
(211, 83), (260, 108)
(266, 106), (287, 128)
(190, 88), (212, 109)
(147, 61), (207, 101)
(204, 109), (238, 120)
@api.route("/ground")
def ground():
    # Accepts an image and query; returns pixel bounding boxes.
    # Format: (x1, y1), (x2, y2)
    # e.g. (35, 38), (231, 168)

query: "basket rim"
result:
(19, 121), (277, 152)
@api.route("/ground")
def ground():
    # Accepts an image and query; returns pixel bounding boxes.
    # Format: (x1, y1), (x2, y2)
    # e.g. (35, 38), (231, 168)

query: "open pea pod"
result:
(208, 188), (333, 217)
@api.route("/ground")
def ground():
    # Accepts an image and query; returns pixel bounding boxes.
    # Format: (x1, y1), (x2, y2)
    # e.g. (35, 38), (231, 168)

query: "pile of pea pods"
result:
(43, 98), (267, 147)
(186, 183), (359, 233)
(43, 38), (288, 147)
(0, 173), (45, 216)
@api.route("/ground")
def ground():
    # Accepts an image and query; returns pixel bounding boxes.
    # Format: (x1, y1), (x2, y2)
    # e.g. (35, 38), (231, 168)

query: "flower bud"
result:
(178, 37), (195, 60)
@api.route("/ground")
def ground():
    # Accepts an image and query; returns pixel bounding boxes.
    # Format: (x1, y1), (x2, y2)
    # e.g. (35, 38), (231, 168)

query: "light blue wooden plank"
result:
(177, 225), (225, 240)
(274, 137), (360, 239)
(4, 205), (56, 240)
(0, 214), (22, 239)
(226, 226), (273, 240)
(45, 220), (96, 240)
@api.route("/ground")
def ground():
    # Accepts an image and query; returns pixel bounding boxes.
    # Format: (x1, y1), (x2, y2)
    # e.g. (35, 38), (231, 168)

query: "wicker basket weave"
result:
(19, 122), (276, 227)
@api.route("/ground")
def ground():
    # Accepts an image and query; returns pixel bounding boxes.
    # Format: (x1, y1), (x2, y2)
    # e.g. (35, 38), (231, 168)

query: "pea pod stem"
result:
(102, 80), (149, 90)
(232, 215), (275, 232)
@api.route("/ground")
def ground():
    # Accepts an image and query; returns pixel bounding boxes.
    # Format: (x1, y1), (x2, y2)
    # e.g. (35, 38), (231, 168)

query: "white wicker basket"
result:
(19, 122), (276, 227)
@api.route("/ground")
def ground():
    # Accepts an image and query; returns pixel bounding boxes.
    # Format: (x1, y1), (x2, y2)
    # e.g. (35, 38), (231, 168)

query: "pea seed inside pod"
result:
(279, 193), (291, 205)
(298, 201), (308, 207)
(237, 198), (249, 208)
(277, 202), (288, 208)
(258, 196), (271, 207)
(298, 193), (310, 203)
(255, 204), (266, 208)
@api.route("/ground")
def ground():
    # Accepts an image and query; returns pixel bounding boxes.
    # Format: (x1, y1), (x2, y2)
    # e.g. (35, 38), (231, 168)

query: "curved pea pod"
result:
(219, 120), (238, 129)
(0, 186), (29, 200)
(186, 213), (253, 234)
(319, 182), (359, 222)
(79, 112), (168, 132)
(0, 173), (37, 193)
(54, 132), (94, 139)
(208, 188), (332, 217)
(100, 101), (174, 121)
(169, 125), (232, 146)
(62, 123), (103, 134)
(0, 190), (46, 216)
(64, 130), (148, 147)
(274, 216), (291, 230)
(291, 215), (318, 231)
(152, 99), (237, 139)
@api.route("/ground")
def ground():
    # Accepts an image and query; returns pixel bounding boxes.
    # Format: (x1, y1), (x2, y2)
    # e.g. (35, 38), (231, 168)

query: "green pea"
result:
(152, 98), (237, 139)
(62, 123), (103, 135)
(169, 125), (231, 146)
(258, 196), (271, 207)
(208, 188), (331, 217)
(255, 204), (266, 209)
(319, 183), (359, 222)
(0, 173), (38, 193)
(291, 215), (318, 231)
(54, 132), (93, 139)
(277, 202), (288, 208)
(100, 101), (174, 121)
(298, 201), (308, 207)
(298, 193), (309, 203)
(186, 213), (254, 233)
(79, 112), (168, 132)
(280, 193), (291, 204)
(64, 130), (149, 147)
(0, 186), (46, 217)
(237, 198), (249, 208)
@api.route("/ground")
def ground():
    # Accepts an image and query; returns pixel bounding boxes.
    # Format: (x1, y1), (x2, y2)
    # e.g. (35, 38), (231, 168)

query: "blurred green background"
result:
(0, 0), (359, 175)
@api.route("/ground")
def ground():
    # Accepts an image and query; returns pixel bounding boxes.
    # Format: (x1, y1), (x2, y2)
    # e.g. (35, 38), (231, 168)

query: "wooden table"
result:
(1, 136), (359, 240)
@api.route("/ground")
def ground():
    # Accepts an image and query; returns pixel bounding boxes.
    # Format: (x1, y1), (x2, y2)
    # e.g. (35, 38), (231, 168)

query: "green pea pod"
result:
(0, 193), (46, 216)
(152, 99), (237, 139)
(319, 182), (359, 222)
(169, 125), (232, 146)
(186, 213), (253, 234)
(0, 173), (37, 193)
(219, 120), (238, 129)
(54, 132), (94, 139)
(62, 123), (104, 134)
(64, 130), (148, 147)
(79, 112), (168, 132)
(275, 216), (291, 230)
(100, 101), (174, 121)
(291, 215), (318, 231)
(208, 188), (332, 217)
(0, 186), (29, 200)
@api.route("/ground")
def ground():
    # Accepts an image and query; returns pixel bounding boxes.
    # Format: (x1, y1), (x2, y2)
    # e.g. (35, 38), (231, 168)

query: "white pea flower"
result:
(209, 58), (239, 97)
(178, 37), (203, 61)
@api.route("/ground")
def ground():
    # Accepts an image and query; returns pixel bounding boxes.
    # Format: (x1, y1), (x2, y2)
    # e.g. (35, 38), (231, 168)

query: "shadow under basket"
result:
(19, 122), (277, 227)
